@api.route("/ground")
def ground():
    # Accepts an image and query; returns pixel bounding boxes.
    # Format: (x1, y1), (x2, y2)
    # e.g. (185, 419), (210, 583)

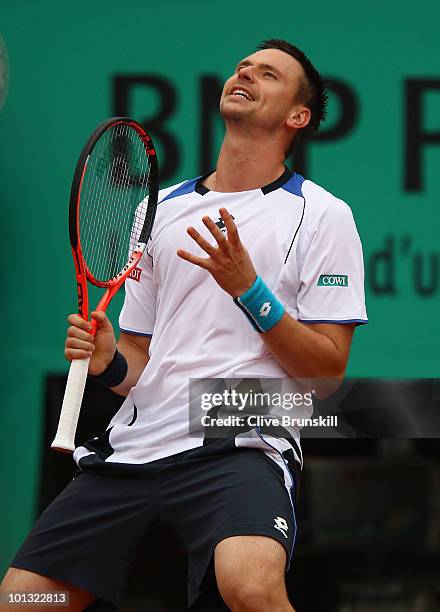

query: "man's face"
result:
(220, 48), (305, 131)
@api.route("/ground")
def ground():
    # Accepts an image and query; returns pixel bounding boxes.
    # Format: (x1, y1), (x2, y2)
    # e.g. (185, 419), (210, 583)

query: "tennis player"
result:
(1, 39), (367, 611)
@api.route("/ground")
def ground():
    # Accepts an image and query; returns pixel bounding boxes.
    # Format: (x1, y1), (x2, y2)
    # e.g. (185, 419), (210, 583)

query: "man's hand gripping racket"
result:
(51, 117), (158, 453)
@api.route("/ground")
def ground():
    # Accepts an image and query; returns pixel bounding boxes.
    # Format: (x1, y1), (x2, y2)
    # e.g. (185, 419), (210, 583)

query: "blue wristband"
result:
(234, 276), (285, 332)
(88, 349), (128, 388)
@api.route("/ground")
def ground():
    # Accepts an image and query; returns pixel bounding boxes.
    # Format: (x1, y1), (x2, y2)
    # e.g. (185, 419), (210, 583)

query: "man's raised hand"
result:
(177, 207), (257, 297)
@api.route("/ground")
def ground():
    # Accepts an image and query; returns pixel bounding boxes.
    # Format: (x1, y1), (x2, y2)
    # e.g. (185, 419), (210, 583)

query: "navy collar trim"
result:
(195, 166), (294, 196)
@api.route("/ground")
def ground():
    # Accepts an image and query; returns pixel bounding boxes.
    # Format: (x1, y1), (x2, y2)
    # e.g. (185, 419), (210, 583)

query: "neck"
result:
(206, 126), (286, 192)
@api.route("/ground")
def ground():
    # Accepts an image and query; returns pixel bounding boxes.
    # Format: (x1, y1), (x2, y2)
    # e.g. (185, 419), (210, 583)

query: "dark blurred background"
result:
(1, 0), (439, 609)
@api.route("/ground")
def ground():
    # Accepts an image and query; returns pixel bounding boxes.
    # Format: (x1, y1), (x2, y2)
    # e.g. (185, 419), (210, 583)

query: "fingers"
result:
(65, 313), (93, 361)
(67, 312), (112, 333)
(65, 311), (116, 363)
(178, 209), (239, 269)
(65, 338), (94, 361)
(177, 224), (217, 268)
(202, 216), (227, 247)
(67, 323), (92, 341)
(186, 226), (217, 256)
(67, 313), (92, 332)
(65, 337), (95, 353)
(219, 208), (240, 246)
(65, 349), (93, 360)
(90, 311), (113, 331)
(176, 248), (210, 269)
(195, 209), (240, 248)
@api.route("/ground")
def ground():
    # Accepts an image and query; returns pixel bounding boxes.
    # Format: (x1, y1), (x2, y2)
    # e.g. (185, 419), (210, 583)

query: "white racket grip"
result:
(51, 357), (91, 453)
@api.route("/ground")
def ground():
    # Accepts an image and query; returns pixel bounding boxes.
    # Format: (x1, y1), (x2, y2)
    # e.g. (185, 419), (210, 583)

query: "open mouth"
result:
(230, 87), (254, 101)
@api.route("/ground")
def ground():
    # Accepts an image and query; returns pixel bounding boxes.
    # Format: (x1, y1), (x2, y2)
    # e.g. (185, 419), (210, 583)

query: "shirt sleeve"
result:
(119, 248), (156, 335)
(297, 200), (368, 324)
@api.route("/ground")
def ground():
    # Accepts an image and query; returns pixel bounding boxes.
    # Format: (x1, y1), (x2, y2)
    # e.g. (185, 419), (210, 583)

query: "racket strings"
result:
(85, 125), (133, 279)
(82, 123), (148, 281)
(79, 123), (151, 283)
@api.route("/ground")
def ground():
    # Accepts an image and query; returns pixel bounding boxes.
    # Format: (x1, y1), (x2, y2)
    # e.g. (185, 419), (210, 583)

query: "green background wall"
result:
(1, 0), (439, 574)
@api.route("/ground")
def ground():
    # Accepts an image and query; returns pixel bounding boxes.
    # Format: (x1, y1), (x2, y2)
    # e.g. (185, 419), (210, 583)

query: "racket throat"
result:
(91, 249), (144, 333)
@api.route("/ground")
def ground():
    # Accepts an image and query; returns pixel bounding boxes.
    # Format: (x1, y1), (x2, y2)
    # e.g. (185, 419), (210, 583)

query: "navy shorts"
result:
(11, 446), (299, 610)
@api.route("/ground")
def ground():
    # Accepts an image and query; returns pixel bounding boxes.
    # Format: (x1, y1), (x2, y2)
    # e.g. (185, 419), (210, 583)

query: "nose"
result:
(237, 64), (253, 81)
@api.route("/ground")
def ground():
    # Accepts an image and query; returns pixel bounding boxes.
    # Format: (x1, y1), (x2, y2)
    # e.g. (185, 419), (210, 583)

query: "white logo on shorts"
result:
(273, 516), (288, 539)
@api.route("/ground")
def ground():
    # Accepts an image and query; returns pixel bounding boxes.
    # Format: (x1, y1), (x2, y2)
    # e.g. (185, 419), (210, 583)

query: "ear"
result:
(286, 107), (311, 130)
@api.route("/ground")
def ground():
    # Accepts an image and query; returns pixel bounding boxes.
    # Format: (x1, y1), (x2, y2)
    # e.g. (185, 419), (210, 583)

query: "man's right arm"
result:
(65, 311), (150, 398)
(112, 331), (150, 396)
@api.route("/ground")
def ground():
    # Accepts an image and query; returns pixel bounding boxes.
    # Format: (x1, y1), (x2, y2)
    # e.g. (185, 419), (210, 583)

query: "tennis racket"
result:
(51, 117), (158, 453)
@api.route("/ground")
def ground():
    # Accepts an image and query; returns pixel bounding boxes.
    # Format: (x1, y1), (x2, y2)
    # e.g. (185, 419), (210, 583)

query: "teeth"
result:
(232, 89), (252, 100)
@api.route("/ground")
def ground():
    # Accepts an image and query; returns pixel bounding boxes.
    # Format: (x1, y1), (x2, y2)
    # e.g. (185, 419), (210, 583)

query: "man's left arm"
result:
(259, 316), (355, 378)
(177, 206), (362, 379)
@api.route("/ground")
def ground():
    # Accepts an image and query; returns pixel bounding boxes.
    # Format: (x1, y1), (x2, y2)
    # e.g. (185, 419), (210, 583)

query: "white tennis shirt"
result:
(74, 168), (367, 469)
